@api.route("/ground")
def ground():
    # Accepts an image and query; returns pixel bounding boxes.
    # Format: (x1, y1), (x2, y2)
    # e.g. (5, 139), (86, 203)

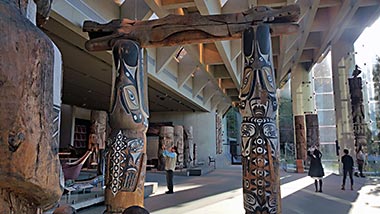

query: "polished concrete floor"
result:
(77, 164), (380, 214)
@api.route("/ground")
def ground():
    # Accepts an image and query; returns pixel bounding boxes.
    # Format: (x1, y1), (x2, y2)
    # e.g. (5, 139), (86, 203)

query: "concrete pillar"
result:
(291, 65), (315, 171)
(331, 41), (356, 156)
(291, 64), (315, 116)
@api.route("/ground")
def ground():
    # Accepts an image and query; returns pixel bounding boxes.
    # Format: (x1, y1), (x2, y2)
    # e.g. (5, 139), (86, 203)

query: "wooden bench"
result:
(208, 156), (216, 169)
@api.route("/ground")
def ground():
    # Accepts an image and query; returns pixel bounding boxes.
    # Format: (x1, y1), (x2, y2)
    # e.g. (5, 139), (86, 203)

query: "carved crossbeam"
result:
(83, 5), (300, 51)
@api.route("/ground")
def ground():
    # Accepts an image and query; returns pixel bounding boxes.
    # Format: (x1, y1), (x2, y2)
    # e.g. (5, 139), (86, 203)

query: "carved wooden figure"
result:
(91, 110), (108, 150)
(105, 40), (149, 213)
(348, 73), (366, 148)
(158, 126), (175, 170)
(0, 0), (62, 213)
(174, 125), (184, 166)
(216, 114), (223, 154)
(184, 126), (193, 168)
(239, 25), (280, 214)
(295, 115), (307, 161)
(305, 114), (320, 149)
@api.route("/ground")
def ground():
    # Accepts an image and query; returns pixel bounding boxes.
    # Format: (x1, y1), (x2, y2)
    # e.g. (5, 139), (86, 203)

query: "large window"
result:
(354, 17), (380, 159)
(312, 52), (337, 161)
(278, 81), (294, 162)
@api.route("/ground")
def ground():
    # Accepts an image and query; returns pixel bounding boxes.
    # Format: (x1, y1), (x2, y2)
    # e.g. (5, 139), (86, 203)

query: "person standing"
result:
(163, 146), (177, 194)
(307, 146), (325, 192)
(341, 149), (354, 190)
(356, 145), (366, 177)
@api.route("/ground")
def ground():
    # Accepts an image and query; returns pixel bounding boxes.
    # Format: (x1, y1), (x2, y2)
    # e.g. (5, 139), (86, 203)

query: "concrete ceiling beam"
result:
(156, 46), (181, 73)
(203, 82), (218, 105)
(143, 0), (170, 17)
(194, 0), (221, 15)
(178, 56), (197, 88)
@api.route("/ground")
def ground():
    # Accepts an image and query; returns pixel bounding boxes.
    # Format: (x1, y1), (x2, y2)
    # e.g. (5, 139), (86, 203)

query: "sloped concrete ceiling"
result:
(45, 0), (380, 113)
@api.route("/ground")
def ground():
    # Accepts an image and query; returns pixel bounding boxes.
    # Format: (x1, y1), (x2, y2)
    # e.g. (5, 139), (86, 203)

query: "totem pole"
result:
(0, 0), (62, 213)
(105, 40), (149, 213)
(294, 115), (307, 172)
(184, 126), (193, 168)
(239, 25), (281, 213)
(174, 125), (184, 166)
(216, 114), (223, 154)
(158, 126), (174, 170)
(83, 5), (300, 212)
(305, 114), (320, 149)
(348, 66), (366, 150)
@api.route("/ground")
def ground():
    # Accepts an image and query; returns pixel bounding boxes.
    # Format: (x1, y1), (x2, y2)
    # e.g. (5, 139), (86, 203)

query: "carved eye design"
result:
(128, 89), (136, 103)
(123, 86), (139, 110)
(261, 67), (276, 93)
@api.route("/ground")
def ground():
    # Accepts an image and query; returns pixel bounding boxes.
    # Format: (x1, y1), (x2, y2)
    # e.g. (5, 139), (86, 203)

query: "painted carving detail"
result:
(109, 131), (144, 196)
(239, 25), (280, 214)
(105, 39), (148, 212)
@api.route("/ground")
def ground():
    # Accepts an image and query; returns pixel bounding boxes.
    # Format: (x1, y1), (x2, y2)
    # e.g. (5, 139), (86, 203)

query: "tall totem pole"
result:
(83, 5), (299, 213)
(240, 25), (280, 213)
(0, 0), (62, 213)
(348, 66), (366, 151)
(105, 40), (149, 213)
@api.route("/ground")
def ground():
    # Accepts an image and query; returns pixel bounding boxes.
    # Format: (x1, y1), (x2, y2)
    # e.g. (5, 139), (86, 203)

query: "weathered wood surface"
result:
(184, 126), (193, 168)
(305, 114), (319, 148)
(105, 40), (149, 213)
(295, 115), (307, 161)
(83, 5), (300, 51)
(216, 114), (223, 154)
(91, 110), (107, 150)
(159, 126), (175, 148)
(0, 0), (61, 213)
(174, 125), (184, 166)
(34, 0), (52, 26)
(239, 25), (281, 214)
(348, 76), (366, 147)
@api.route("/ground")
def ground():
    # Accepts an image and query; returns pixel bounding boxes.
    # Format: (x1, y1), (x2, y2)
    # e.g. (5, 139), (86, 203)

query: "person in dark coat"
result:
(341, 149), (354, 190)
(308, 145), (325, 192)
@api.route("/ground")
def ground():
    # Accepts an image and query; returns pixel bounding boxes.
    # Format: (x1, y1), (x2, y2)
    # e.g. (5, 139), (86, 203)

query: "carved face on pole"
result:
(239, 25), (280, 214)
(110, 40), (148, 130)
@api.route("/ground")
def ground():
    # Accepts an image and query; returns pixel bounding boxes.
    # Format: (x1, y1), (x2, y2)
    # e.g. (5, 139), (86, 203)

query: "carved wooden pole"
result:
(305, 114), (320, 149)
(348, 67), (368, 173)
(239, 25), (281, 214)
(295, 115), (307, 160)
(158, 126), (174, 170)
(105, 39), (149, 213)
(184, 126), (193, 168)
(0, 0), (62, 213)
(174, 125), (184, 166)
(348, 71), (366, 150)
(294, 115), (306, 172)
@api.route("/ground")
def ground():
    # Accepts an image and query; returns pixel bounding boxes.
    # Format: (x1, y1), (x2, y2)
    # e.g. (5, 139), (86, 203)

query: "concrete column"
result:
(291, 64), (315, 116)
(291, 64), (315, 171)
(331, 41), (356, 155)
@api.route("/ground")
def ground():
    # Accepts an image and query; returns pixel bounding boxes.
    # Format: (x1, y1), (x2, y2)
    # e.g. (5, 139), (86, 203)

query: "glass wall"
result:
(354, 17), (380, 174)
(278, 81), (295, 163)
(312, 52), (337, 161)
